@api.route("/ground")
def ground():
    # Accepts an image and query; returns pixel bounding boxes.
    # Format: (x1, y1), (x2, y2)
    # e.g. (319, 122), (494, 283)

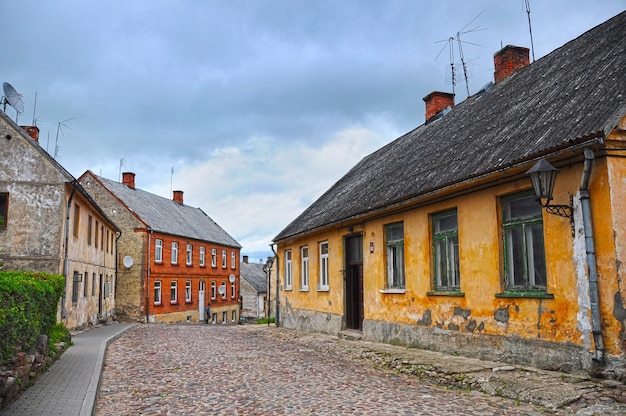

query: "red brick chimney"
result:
(173, 190), (184, 205)
(423, 91), (454, 123)
(243, 255), (249, 264)
(21, 126), (40, 142)
(122, 172), (135, 189)
(494, 45), (530, 83)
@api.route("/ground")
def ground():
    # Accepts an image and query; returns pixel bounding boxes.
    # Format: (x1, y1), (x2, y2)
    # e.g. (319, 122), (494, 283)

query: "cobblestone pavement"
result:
(96, 324), (626, 416)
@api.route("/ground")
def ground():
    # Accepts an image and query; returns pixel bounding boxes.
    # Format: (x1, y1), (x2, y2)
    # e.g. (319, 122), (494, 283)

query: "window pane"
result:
(506, 227), (525, 287)
(435, 213), (458, 233)
(530, 223), (547, 288)
(386, 223), (403, 242)
(449, 236), (460, 288)
(504, 194), (541, 221)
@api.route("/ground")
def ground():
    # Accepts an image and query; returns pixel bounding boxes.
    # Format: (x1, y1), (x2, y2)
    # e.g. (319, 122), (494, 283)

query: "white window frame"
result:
(200, 246), (206, 267)
(222, 250), (227, 268)
(231, 251), (236, 269)
(300, 246), (309, 290)
(185, 280), (192, 302)
(186, 244), (193, 265)
(222, 311), (227, 324)
(385, 222), (405, 290)
(154, 280), (162, 305)
(211, 281), (216, 299)
(284, 250), (293, 290)
(232, 310), (237, 322)
(211, 248), (217, 267)
(155, 239), (163, 263)
(170, 281), (178, 303)
(231, 280), (236, 298)
(221, 281), (227, 299)
(171, 242), (179, 264)
(319, 241), (329, 290)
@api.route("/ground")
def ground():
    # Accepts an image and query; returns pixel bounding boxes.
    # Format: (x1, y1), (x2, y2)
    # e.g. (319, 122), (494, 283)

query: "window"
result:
(92, 273), (97, 296)
(185, 280), (192, 302)
(319, 242), (329, 290)
(385, 222), (405, 289)
(200, 247), (206, 266)
(432, 210), (460, 291)
(211, 248), (217, 267)
(100, 225), (104, 251)
(94, 220), (99, 248)
(502, 192), (547, 291)
(84, 272), (89, 297)
(154, 281), (162, 304)
(301, 246), (309, 290)
(0, 193), (8, 228)
(222, 250), (227, 268)
(171, 242), (179, 264)
(222, 311), (227, 324)
(155, 239), (163, 263)
(72, 272), (81, 304)
(106, 230), (110, 253)
(231, 251), (236, 269)
(211, 281), (216, 299)
(73, 204), (80, 238)
(284, 250), (293, 290)
(231, 280), (236, 298)
(186, 244), (193, 265)
(87, 216), (93, 245)
(221, 281), (227, 299)
(232, 310), (237, 322)
(170, 281), (178, 303)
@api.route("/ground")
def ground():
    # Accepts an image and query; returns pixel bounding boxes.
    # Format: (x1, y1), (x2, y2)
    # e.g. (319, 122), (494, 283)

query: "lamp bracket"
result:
(544, 194), (574, 237)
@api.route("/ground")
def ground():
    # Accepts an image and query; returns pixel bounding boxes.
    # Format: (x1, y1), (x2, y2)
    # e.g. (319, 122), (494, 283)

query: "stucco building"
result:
(79, 171), (241, 323)
(240, 256), (267, 321)
(0, 113), (119, 328)
(273, 12), (626, 378)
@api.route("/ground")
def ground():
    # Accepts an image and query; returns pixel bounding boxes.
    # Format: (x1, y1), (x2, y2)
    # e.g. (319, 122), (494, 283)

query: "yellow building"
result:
(273, 12), (626, 378)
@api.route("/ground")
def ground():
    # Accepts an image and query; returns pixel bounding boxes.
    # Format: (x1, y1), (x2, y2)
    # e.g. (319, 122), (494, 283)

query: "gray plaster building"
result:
(240, 256), (267, 321)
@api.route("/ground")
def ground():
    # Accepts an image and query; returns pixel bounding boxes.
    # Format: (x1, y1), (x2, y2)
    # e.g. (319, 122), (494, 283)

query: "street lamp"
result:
(526, 158), (574, 235)
(263, 256), (274, 326)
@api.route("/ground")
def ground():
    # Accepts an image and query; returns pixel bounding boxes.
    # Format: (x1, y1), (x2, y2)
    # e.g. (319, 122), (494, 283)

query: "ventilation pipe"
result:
(580, 147), (604, 363)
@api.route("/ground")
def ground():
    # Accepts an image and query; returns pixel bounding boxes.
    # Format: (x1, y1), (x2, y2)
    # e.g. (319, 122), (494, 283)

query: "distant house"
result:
(0, 114), (119, 329)
(273, 12), (626, 378)
(240, 256), (267, 321)
(79, 171), (241, 324)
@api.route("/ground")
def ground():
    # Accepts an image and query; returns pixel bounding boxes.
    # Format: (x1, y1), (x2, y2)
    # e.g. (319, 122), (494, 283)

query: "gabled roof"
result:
(274, 11), (626, 242)
(240, 261), (267, 293)
(93, 173), (240, 248)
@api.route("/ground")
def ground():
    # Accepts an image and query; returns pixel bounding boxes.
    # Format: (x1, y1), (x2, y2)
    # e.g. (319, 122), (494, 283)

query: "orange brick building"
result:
(79, 171), (241, 323)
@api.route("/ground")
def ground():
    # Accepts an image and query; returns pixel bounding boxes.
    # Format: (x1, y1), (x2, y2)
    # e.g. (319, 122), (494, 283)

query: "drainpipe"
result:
(62, 181), (78, 320)
(271, 244), (280, 327)
(145, 228), (152, 323)
(580, 147), (604, 363)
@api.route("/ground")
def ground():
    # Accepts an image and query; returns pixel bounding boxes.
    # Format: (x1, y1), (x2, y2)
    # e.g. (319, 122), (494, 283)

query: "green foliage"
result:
(256, 317), (275, 325)
(0, 271), (64, 364)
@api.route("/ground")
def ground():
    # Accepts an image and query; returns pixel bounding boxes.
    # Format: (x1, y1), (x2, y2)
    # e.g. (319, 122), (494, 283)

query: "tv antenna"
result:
(524, 0), (536, 62)
(54, 117), (74, 159)
(435, 12), (486, 98)
(2, 82), (25, 122)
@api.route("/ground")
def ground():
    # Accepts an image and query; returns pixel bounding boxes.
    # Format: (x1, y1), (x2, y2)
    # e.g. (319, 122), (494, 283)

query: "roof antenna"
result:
(119, 158), (125, 181)
(170, 166), (174, 198)
(54, 118), (74, 159)
(524, 0), (536, 62)
(32, 91), (38, 126)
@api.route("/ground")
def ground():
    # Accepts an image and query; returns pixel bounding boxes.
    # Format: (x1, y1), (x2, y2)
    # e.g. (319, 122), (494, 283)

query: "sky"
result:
(2, 1), (624, 262)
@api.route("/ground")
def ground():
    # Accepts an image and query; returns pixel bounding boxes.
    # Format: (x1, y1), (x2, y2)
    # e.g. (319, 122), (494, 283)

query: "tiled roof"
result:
(98, 175), (240, 248)
(274, 11), (626, 242)
(240, 261), (267, 293)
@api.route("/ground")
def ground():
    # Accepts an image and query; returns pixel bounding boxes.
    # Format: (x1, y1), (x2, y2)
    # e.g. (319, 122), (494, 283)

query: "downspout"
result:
(271, 244), (280, 327)
(145, 228), (152, 323)
(580, 147), (604, 363)
(62, 181), (78, 320)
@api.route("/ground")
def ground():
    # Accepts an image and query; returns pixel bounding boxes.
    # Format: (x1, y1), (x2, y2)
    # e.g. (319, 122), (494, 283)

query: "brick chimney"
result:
(423, 91), (454, 123)
(494, 45), (530, 83)
(243, 255), (248, 264)
(173, 190), (184, 205)
(21, 126), (40, 142)
(122, 172), (135, 189)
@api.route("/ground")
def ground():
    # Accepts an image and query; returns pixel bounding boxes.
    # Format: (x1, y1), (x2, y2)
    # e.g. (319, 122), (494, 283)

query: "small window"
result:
(221, 281), (227, 299)
(72, 271), (81, 304)
(222, 250), (227, 268)
(74, 205), (81, 238)
(231, 251), (236, 269)
(301, 246), (309, 290)
(87, 216), (93, 245)
(83, 272), (89, 297)
(232, 310), (237, 322)
(319, 242), (329, 290)
(211, 248), (217, 267)
(154, 281), (162, 305)
(211, 281), (216, 299)
(0, 193), (8, 228)
(200, 247), (206, 266)
(92, 273), (97, 296)
(171, 242), (179, 264)
(186, 244), (193, 265)
(94, 220), (99, 248)
(284, 250), (293, 290)
(185, 280), (192, 302)
(155, 239), (163, 263)
(432, 210), (460, 291)
(170, 281), (178, 303)
(222, 311), (227, 324)
(100, 225), (104, 251)
(231, 279), (236, 299)
(385, 222), (405, 289)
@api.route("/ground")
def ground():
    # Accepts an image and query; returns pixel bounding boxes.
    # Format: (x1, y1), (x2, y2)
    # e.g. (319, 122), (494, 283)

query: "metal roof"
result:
(240, 261), (267, 293)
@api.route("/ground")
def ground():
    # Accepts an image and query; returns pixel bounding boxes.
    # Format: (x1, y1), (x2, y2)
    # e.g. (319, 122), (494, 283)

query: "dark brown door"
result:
(345, 235), (363, 330)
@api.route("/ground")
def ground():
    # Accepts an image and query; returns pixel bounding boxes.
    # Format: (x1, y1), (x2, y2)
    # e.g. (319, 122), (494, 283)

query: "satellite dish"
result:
(2, 82), (24, 114)
(218, 285), (226, 295)
(229, 274), (235, 283)
(123, 255), (134, 268)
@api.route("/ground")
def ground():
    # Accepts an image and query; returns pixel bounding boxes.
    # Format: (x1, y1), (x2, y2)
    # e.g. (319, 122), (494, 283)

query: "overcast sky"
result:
(3, 1), (624, 261)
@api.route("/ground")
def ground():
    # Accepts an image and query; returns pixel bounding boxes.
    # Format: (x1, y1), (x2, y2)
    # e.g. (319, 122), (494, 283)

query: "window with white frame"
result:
(222, 311), (227, 324)
(211, 280), (216, 299)
(171, 242), (179, 264)
(319, 242), (329, 290)
(170, 281), (178, 303)
(221, 281), (227, 299)
(502, 191), (547, 291)
(385, 222), (405, 289)
(231, 280), (236, 298)
(155, 239), (163, 263)
(211, 248), (217, 267)
(154, 280), (162, 305)
(231, 251), (236, 269)
(432, 210), (460, 291)
(222, 250), (227, 268)
(185, 280), (192, 302)
(284, 250), (293, 290)
(186, 244), (193, 265)
(301, 246), (309, 290)
(200, 247), (206, 266)
(232, 310), (236, 322)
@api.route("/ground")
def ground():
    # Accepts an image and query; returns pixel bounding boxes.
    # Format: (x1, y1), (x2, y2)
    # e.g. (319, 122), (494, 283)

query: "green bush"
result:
(256, 317), (275, 325)
(0, 271), (64, 364)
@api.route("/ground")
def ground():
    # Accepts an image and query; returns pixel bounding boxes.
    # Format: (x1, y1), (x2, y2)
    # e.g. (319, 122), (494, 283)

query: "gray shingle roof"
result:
(240, 261), (267, 293)
(274, 11), (626, 242)
(98, 176), (240, 248)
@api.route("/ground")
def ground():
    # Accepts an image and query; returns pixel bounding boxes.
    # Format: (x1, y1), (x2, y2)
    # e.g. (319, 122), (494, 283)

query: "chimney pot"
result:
(243, 255), (248, 264)
(122, 172), (136, 189)
(422, 91), (455, 123)
(173, 190), (184, 205)
(21, 126), (40, 142)
(494, 45), (530, 83)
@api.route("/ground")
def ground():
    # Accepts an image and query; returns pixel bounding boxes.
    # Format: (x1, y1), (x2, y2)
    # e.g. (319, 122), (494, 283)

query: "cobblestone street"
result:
(95, 324), (614, 416)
